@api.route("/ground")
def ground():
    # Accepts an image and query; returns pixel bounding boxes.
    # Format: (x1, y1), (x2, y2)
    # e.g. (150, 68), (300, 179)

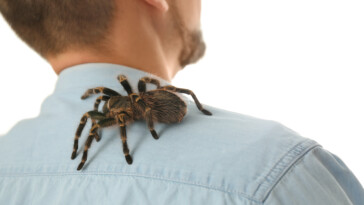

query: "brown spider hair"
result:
(0, 0), (116, 59)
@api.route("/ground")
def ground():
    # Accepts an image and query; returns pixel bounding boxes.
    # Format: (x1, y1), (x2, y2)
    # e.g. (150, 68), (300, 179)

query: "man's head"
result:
(0, 0), (205, 77)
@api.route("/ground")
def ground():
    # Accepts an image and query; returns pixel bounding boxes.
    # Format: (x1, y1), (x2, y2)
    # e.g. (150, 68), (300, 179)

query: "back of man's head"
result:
(0, 0), (205, 79)
(0, 0), (115, 59)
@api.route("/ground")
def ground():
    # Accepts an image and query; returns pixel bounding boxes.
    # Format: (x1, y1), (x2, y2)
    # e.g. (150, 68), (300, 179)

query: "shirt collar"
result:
(54, 63), (171, 95)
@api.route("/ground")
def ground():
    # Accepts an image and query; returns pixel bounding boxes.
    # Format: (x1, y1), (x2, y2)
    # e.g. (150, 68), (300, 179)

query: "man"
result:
(0, 0), (363, 204)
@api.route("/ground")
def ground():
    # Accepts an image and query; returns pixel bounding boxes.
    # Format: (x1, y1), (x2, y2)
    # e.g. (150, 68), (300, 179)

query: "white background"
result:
(0, 1), (363, 185)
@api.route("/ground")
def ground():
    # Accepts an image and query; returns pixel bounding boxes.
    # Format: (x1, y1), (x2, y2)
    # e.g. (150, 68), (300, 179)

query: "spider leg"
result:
(71, 111), (107, 160)
(81, 87), (121, 99)
(134, 99), (159, 140)
(117, 75), (133, 95)
(145, 107), (159, 139)
(90, 121), (101, 142)
(91, 95), (111, 142)
(161, 85), (212, 116)
(117, 114), (133, 164)
(77, 132), (95, 170)
(93, 95), (110, 111)
(77, 118), (116, 171)
(137, 77), (161, 93)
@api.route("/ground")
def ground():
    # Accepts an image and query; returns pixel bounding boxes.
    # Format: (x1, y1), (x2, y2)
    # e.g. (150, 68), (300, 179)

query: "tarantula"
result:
(71, 75), (212, 170)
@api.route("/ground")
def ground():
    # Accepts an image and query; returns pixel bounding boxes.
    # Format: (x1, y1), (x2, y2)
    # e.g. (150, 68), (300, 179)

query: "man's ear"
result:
(144, 0), (169, 12)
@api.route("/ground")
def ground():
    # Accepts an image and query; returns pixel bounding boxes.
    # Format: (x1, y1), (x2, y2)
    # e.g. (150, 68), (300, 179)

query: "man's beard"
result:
(179, 30), (206, 68)
(170, 4), (206, 68)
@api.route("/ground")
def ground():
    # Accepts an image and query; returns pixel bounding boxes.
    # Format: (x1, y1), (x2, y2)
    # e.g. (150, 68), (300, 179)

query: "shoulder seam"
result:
(253, 139), (321, 202)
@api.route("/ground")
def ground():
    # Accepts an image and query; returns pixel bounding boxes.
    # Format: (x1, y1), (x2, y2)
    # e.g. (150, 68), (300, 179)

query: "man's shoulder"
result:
(153, 103), (321, 201)
(183, 103), (314, 148)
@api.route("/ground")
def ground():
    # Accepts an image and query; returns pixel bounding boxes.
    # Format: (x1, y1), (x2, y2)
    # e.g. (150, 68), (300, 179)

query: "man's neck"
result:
(48, 47), (178, 82)
(47, 1), (182, 82)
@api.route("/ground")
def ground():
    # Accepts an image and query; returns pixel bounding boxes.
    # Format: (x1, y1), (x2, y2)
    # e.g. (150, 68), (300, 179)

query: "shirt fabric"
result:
(0, 63), (363, 205)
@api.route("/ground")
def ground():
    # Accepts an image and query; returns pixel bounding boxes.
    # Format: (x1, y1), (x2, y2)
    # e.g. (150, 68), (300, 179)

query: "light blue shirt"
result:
(0, 63), (363, 205)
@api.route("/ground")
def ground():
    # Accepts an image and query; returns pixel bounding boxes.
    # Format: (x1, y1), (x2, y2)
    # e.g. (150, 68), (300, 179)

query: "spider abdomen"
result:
(141, 90), (187, 123)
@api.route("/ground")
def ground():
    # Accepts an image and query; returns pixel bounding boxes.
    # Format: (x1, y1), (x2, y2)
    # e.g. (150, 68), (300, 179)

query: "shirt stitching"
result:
(0, 171), (263, 204)
(255, 139), (321, 202)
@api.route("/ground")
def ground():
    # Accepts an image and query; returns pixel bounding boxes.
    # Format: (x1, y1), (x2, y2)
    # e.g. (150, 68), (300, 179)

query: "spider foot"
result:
(201, 109), (212, 116)
(125, 155), (133, 164)
(71, 151), (77, 160)
(95, 133), (101, 142)
(77, 162), (85, 171)
(81, 91), (92, 99)
(151, 130), (159, 140)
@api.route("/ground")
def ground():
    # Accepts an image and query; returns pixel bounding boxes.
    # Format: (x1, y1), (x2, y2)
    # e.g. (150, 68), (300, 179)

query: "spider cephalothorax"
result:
(71, 75), (212, 170)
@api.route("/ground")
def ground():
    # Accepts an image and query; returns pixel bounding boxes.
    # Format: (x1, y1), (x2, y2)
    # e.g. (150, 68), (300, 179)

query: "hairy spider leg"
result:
(77, 118), (116, 171)
(91, 95), (111, 141)
(161, 85), (212, 116)
(94, 95), (111, 111)
(90, 121), (101, 142)
(145, 107), (159, 139)
(118, 113), (133, 164)
(135, 98), (159, 140)
(77, 133), (95, 171)
(137, 77), (161, 93)
(81, 87), (121, 99)
(117, 75), (133, 95)
(71, 111), (107, 160)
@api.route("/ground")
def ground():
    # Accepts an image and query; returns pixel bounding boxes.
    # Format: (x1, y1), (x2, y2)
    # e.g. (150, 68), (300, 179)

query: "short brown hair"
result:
(0, 0), (115, 59)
